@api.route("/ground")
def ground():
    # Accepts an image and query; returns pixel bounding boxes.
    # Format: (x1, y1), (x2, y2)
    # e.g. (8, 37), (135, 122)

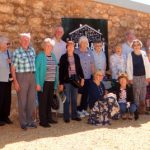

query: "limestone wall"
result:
(0, 0), (150, 52)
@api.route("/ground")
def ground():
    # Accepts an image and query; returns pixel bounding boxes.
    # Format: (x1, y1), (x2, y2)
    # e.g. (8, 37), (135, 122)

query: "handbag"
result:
(70, 74), (82, 88)
(51, 94), (59, 110)
(7, 50), (13, 82)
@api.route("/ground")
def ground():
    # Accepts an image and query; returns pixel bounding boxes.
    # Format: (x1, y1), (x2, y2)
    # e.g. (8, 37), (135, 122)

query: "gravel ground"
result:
(0, 95), (150, 150)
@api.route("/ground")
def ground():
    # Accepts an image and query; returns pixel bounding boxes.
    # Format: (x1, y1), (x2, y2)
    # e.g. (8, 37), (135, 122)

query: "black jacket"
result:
(110, 83), (135, 103)
(59, 53), (84, 84)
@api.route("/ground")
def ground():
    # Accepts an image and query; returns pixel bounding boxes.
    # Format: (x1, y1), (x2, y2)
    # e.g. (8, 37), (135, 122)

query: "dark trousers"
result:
(0, 82), (12, 121)
(77, 79), (91, 111)
(38, 81), (54, 125)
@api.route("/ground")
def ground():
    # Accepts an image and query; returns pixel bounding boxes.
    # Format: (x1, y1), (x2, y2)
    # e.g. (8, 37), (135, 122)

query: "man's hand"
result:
(14, 81), (20, 92)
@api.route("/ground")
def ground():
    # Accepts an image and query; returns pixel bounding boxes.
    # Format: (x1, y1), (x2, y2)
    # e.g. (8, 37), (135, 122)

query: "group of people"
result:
(0, 26), (150, 130)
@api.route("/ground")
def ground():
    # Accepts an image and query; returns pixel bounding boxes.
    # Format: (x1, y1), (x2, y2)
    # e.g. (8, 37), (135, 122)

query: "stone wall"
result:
(0, 0), (150, 52)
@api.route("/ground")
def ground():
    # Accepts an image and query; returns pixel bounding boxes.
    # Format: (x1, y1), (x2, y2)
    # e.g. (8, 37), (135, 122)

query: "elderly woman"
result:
(127, 39), (150, 114)
(75, 36), (95, 117)
(59, 40), (84, 123)
(35, 38), (58, 128)
(111, 73), (138, 120)
(110, 43), (126, 81)
(88, 70), (119, 125)
(0, 36), (13, 126)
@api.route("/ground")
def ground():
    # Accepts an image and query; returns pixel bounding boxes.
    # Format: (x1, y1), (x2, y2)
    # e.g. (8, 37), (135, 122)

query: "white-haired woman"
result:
(0, 36), (13, 126)
(75, 36), (95, 117)
(127, 39), (150, 114)
(35, 38), (59, 127)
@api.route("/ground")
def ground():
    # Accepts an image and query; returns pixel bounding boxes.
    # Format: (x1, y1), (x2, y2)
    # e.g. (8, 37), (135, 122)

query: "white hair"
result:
(43, 38), (55, 47)
(78, 36), (89, 45)
(20, 33), (31, 39)
(130, 39), (143, 48)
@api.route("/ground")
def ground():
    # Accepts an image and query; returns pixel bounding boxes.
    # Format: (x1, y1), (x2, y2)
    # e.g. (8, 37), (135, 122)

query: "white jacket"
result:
(127, 50), (150, 80)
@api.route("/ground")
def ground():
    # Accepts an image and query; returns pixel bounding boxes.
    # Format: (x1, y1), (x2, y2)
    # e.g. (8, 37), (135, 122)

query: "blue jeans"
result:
(119, 103), (137, 114)
(64, 83), (78, 120)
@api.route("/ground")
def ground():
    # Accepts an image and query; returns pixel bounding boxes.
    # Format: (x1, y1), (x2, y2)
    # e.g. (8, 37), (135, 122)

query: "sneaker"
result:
(77, 111), (85, 118)
(57, 92), (66, 103)
(82, 110), (89, 116)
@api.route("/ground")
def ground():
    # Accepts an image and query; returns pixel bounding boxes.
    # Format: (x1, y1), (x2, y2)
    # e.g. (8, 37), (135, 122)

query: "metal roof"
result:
(95, 0), (150, 13)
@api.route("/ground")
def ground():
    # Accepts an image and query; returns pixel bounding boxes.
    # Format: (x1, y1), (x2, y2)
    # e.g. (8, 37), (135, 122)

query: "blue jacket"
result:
(35, 51), (59, 91)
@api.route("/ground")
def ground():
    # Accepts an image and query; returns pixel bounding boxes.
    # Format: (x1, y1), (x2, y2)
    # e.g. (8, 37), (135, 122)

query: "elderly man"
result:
(12, 33), (37, 130)
(122, 30), (136, 59)
(52, 26), (66, 114)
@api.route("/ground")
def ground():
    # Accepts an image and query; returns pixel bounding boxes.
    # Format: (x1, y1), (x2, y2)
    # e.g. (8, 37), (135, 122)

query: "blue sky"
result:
(131, 0), (150, 5)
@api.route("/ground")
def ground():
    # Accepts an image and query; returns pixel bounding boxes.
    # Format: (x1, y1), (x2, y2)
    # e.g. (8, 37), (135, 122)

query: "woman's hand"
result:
(59, 84), (64, 92)
(36, 85), (41, 91)
(80, 79), (84, 87)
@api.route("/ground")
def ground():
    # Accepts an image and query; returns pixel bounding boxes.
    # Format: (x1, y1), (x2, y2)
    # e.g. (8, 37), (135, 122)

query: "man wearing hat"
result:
(11, 33), (37, 130)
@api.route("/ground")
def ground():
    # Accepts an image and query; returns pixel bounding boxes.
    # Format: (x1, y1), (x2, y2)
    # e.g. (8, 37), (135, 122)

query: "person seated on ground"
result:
(110, 73), (139, 120)
(88, 70), (119, 125)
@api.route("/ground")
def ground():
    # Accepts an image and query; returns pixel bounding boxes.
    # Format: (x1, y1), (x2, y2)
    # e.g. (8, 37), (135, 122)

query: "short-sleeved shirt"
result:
(12, 47), (36, 73)
(0, 50), (11, 82)
(75, 49), (94, 79)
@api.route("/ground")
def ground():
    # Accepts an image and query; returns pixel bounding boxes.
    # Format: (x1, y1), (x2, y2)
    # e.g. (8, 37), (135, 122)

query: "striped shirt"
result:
(12, 47), (36, 73)
(68, 56), (76, 77)
(45, 56), (56, 81)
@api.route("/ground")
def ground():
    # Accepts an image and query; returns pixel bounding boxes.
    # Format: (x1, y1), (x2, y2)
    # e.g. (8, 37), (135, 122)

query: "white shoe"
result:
(82, 110), (89, 116)
(77, 111), (85, 118)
